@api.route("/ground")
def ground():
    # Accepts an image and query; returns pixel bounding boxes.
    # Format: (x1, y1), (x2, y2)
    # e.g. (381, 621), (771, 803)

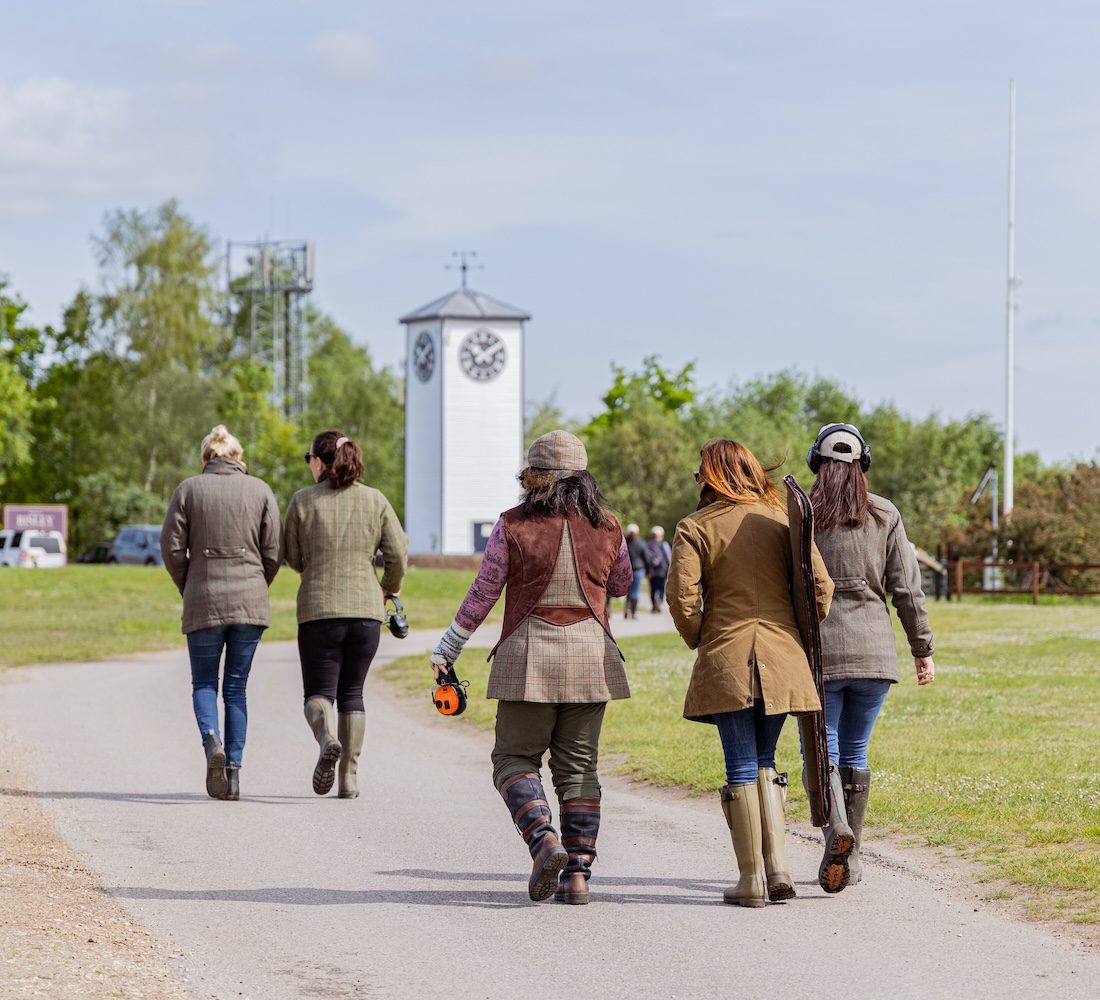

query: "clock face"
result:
(459, 328), (507, 382)
(413, 331), (435, 382)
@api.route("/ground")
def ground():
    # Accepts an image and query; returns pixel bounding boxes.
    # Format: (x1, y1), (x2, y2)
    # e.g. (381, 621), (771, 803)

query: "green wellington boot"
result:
(337, 712), (366, 799)
(304, 696), (342, 795)
(757, 768), (795, 901)
(841, 766), (872, 885)
(719, 783), (766, 907)
(808, 764), (855, 893)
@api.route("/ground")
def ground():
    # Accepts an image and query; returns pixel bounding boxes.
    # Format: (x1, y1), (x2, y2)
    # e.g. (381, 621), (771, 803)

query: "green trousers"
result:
(491, 700), (607, 802)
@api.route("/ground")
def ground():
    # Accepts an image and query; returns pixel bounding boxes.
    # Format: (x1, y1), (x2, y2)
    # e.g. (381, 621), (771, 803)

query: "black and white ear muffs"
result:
(806, 423), (872, 474)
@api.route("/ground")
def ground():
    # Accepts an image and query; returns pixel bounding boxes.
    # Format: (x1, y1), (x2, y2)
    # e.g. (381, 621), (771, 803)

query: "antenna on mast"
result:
(1004, 79), (1018, 518)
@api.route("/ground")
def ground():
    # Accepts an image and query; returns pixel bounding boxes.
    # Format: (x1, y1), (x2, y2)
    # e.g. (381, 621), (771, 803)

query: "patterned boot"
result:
(499, 772), (568, 901)
(555, 797), (600, 905)
(841, 767), (872, 885)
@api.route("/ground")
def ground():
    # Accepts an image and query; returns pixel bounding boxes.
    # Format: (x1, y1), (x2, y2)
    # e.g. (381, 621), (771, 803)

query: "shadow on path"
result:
(0, 787), (316, 806)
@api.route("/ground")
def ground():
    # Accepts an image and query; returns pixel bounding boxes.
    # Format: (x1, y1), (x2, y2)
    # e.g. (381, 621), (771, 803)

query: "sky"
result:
(3, 1), (1099, 463)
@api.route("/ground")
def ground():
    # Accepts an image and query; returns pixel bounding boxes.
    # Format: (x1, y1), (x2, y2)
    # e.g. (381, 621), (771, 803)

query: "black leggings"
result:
(298, 618), (381, 712)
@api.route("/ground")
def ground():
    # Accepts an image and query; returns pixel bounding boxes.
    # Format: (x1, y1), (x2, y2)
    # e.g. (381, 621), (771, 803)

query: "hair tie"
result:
(336, 437), (349, 449)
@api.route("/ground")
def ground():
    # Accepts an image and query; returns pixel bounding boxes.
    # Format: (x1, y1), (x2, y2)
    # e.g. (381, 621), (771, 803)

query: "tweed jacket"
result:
(161, 459), (282, 634)
(668, 498), (834, 723)
(815, 493), (934, 683)
(489, 522), (630, 703)
(282, 481), (407, 625)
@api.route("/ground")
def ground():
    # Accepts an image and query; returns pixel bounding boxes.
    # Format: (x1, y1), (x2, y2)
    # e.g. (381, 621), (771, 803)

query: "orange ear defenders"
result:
(432, 665), (468, 717)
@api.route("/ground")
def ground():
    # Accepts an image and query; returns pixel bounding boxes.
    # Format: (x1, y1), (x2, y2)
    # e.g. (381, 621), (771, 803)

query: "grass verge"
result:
(0, 565), (487, 668)
(381, 602), (1100, 926)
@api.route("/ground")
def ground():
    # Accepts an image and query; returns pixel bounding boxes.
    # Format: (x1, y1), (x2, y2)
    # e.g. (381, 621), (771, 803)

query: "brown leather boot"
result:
(719, 784), (766, 907)
(499, 772), (568, 901)
(555, 796), (600, 905)
(807, 764), (854, 893)
(841, 766), (871, 884)
(757, 769), (794, 901)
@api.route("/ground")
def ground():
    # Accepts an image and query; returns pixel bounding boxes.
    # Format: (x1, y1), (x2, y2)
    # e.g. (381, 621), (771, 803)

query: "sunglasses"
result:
(303, 453), (315, 464)
(693, 470), (703, 484)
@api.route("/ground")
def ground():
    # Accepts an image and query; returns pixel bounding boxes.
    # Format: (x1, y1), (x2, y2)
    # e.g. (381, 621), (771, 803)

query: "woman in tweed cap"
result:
(430, 430), (633, 905)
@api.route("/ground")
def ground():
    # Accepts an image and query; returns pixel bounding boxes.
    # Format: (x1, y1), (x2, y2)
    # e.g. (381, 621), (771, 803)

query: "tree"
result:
(0, 279), (42, 490)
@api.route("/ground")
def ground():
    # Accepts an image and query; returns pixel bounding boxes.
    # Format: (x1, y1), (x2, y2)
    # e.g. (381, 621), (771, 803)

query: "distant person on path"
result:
(283, 430), (407, 799)
(667, 439), (833, 907)
(645, 526), (672, 612)
(805, 423), (935, 889)
(429, 430), (633, 905)
(624, 523), (651, 619)
(161, 425), (282, 801)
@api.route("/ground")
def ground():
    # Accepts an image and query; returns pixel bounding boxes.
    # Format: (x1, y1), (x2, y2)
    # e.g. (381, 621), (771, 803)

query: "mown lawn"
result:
(0, 565), (486, 668)
(382, 602), (1100, 924)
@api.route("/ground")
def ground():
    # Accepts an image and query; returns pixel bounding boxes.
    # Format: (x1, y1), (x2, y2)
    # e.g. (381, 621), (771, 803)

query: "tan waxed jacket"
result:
(668, 498), (834, 724)
(161, 459), (282, 634)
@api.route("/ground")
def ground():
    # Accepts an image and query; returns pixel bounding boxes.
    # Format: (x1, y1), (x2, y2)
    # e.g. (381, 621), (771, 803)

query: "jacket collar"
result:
(203, 458), (248, 476)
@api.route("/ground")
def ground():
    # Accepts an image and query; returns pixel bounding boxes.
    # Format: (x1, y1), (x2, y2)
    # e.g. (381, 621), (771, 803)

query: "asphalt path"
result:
(0, 616), (1097, 1000)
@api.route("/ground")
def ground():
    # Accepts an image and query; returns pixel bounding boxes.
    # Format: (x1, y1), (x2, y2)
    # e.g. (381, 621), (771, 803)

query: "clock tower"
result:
(401, 286), (529, 555)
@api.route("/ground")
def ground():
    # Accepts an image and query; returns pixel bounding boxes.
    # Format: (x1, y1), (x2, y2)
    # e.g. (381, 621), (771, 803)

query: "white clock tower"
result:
(401, 286), (529, 555)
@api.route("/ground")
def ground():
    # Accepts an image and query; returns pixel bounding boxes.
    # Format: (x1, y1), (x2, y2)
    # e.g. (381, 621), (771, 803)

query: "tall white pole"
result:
(1004, 79), (1017, 517)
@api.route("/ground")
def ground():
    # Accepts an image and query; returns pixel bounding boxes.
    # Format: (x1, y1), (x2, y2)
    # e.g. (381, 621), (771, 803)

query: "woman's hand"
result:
(385, 590), (401, 600)
(915, 655), (935, 685)
(430, 653), (449, 681)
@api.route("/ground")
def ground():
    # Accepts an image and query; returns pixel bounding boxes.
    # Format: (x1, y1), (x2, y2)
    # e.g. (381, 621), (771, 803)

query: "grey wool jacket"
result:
(282, 481), (407, 624)
(161, 459), (282, 634)
(815, 493), (934, 684)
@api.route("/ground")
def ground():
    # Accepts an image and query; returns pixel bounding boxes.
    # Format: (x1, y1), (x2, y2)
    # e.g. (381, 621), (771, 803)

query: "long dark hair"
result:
(311, 429), (364, 490)
(519, 469), (611, 528)
(809, 458), (886, 531)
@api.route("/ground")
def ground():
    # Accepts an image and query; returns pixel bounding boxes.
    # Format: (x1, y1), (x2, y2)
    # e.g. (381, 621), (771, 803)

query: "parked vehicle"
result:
(109, 525), (163, 566)
(77, 540), (115, 564)
(0, 529), (68, 568)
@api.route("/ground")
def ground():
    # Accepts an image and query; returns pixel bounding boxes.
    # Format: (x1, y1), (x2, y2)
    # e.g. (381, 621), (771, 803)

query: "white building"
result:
(401, 287), (529, 555)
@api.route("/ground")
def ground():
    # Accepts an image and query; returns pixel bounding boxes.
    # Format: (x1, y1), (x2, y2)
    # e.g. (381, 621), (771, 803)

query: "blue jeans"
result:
(825, 678), (891, 768)
(629, 569), (646, 600)
(714, 703), (788, 785)
(186, 624), (265, 767)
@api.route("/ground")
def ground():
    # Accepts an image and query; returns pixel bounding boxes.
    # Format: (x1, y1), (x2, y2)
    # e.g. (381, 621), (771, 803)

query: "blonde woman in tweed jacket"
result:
(430, 430), (633, 905)
(283, 429), (407, 800)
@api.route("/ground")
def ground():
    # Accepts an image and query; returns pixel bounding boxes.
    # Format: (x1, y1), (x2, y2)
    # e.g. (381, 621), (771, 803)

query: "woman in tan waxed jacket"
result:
(668, 439), (833, 908)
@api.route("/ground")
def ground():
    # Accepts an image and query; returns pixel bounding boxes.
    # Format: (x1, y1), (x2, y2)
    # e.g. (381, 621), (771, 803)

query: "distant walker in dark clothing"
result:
(644, 525), (672, 612)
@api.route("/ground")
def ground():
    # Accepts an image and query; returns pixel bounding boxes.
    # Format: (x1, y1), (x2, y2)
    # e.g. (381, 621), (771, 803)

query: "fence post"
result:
(955, 560), (964, 601)
(1032, 562), (1040, 605)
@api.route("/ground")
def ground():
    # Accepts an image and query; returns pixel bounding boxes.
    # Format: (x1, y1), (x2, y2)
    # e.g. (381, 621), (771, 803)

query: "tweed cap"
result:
(527, 430), (588, 472)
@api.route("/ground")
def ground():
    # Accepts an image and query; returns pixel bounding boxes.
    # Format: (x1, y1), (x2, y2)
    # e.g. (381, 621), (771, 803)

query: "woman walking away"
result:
(624, 524), (650, 619)
(429, 430), (633, 905)
(667, 440), (833, 907)
(645, 526), (671, 612)
(161, 425), (282, 801)
(806, 423), (935, 888)
(283, 430), (407, 799)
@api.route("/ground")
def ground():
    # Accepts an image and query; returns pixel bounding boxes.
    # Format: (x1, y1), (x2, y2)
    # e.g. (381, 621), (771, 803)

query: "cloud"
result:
(307, 31), (385, 89)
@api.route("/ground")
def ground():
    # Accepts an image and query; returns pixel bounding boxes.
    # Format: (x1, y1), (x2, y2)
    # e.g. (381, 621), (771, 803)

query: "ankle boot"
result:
(338, 712), (366, 799)
(202, 730), (227, 799)
(719, 783), (766, 907)
(841, 766), (871, 885)
(806, 764), (855, 893)
(757, 769), (795, 901)
(555, 797), (600, 905)
(499, 772), (568, 901)
(225, 765), (240, 801)
(304, 696), (342, 795)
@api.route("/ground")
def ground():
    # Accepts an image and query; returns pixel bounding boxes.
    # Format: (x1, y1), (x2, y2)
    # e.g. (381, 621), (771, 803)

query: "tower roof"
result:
(399, 287), (530, 323)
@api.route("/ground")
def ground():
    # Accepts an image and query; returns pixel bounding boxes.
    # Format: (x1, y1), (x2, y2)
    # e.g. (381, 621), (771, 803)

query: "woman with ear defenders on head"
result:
(804, 423), (935, 891)
(429, 430), (633, 905)
(283, 430), (408, 799)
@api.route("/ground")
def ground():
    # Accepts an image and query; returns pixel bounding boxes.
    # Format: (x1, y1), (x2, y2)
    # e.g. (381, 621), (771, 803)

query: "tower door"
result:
(472, 521), (495, 554)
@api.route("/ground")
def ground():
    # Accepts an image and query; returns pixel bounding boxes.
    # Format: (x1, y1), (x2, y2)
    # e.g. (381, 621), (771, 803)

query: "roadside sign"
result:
(3, 504), (69, 539)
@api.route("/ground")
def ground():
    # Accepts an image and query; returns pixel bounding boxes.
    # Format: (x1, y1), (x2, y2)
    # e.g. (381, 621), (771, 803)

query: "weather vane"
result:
(447, 250), (484, 289)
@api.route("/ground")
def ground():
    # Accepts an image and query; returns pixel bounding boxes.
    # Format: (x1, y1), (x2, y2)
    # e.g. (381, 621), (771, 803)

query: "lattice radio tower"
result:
(227, 239), (315, 417)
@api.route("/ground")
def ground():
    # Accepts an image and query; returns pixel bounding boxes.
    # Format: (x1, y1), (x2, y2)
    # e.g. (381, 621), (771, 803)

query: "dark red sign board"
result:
(3, 504), (69, 539)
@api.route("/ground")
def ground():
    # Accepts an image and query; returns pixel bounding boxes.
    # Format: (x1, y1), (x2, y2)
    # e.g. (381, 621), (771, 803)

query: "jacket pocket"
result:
(831, 576), (869, 593)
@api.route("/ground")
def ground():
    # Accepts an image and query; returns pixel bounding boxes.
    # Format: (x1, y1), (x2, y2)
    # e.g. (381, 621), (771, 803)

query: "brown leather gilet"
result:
(490, 505), (622, 659)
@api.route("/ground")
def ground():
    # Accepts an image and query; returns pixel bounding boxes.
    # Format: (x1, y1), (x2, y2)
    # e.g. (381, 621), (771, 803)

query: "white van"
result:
(0, 529), (68, 568)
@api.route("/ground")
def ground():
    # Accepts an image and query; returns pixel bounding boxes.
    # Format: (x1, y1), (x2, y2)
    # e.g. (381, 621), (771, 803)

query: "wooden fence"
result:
(945, 561), (1100, 604)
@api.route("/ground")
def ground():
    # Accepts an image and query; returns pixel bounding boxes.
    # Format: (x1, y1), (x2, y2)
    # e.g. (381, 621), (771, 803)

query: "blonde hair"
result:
(697, 439), (784, 511)
(201, 425), (243, 463)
